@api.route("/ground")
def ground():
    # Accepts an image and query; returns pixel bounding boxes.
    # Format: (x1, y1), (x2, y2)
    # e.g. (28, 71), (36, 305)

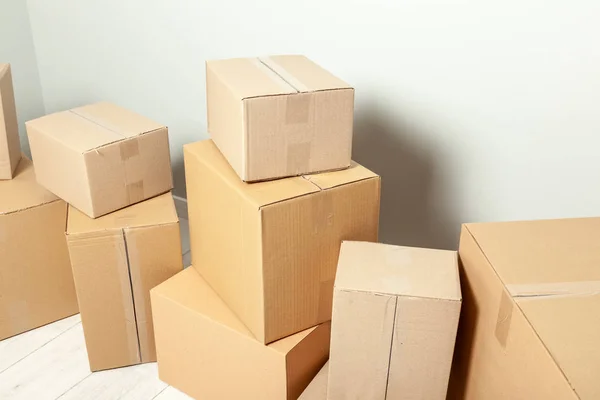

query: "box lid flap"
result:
(25, 102), (165, 153)
(517, 294), (600, 399)
(207, 55), (351, 100)
(186, 140), (376, 209)
(0, 157), (59, 215)
(465, 218), (600, 285)
(66, 192), (177, 234)
(335, 241), (461, 301)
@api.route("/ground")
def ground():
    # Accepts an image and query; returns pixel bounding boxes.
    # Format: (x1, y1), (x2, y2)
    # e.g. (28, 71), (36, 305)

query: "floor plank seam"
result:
(54, 371), (93, 400)
(0, 321), (83, 375)
(150, 385), (169, 399)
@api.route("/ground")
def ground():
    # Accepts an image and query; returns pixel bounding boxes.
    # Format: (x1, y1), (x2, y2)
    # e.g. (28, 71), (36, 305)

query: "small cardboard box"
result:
(450, 218), (600, 400)
(151, 267), (331, 400)
(206, 55), (354, 182)
(299, 361), (329, 400)
(26, 102), (173, 218)
(0, 64), (21, 179)
(184, 140), (380, 344)
(329, 241), (461, 400)
(66, 193), (183, 371)
(0, 157), (78, 341)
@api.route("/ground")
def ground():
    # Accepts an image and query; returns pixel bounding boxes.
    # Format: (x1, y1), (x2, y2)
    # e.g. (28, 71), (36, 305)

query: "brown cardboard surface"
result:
(449, 218), (600, 400)
(299, 361), (329, 400)
(206, 55), (354, 182)
(0, 157), (78, 340)
(151, 267), (330, 400)
(65, 193), (182, 371)
(329, 241), (461, 400)
(26, 102), (173, 218)
(0, 64), (21, 179)
(185, 140), (380, 344)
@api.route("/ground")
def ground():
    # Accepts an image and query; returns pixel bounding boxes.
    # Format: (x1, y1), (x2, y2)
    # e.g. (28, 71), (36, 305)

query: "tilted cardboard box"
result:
(299, 361), (329, 400)
(184, 140), (380, 343)
(329, 241), (461, 400)
(0, 157), (78, 341)
(65, 193), (183, 371)
(206, 55), (354, 182)
(26, 102), (173, 218)
(449, 218), (600, 400)
(151, 267), (331, 400)
(0, 64), (21, 179)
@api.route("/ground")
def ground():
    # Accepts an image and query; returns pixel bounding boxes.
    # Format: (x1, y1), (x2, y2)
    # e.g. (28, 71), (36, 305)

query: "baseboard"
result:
(173, 195), (188, 220)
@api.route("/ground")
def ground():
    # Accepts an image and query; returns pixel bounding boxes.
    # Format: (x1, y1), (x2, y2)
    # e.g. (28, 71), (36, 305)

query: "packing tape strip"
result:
(285, 93), (312, 125)
(126, 180), (145, 204)
(495, 289), (513, 349)
(313, 192), (336, 321)
(286, 142), (312, 176)
(507, 280), (600, 299)
(251, 58), (297, 93)
(70, 108), (128, 137)
(119, 139), (140, 161)
(258, 57), (310, 92)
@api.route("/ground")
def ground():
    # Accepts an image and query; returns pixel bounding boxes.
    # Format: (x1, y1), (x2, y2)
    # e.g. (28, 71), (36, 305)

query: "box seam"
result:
(383, 296), (399, 399)
(122, 228), (142, 364)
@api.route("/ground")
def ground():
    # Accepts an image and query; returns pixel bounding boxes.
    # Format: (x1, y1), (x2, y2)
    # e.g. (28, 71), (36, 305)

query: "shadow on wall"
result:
(353, 103), (457, 250)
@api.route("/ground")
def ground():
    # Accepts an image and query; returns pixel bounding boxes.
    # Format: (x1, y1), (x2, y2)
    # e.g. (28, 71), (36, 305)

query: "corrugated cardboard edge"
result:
(463, 223), (579, 395)
(0, 197), (62, 216)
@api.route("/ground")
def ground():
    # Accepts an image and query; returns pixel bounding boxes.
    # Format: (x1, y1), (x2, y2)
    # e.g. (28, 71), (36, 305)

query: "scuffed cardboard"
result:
(206, 55), (354, 182)
(0, 157), (78, 341)
(26, 102), (173, 218)
(0, 64), (21, 179)
(65, 192), (183, 371)
(151, 267), (330, 400)
(449, 218), (600, 400)
(329, 241), (461, 400)
(184, 140), (380, 344)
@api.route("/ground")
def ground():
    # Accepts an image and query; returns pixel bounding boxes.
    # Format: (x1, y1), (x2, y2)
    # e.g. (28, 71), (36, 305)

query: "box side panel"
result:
(25, 123), (93, 215)
(66, 229), (140, 371)
(328, 289), (395, 400)
(285, 321), (331, 400)
(206, 63), (245, 179)
(0, 66), (21, 179)
(447, 227), (578, 400)
(0, 201), (78, 341)
(124, 223), (183, 363)
(261, 177), (380, 342)
(85, 128), (172, 217)
(184, 145), (265, 341)
(151, 285), (285, 400)
(387, 297), (461, 399)
(298, 361), (329, 400)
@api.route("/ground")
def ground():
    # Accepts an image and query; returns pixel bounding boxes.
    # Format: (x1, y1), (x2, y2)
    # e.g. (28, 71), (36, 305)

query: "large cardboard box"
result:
(206, 55), (354, 182)
(0, 64), (21, 179)
(26, 102), (173, 218)
(299, 361), (329, 400)
(449, 218), (600, 400)
(0, 157), (78, 340)
(184, 140), (380, 344)
(151, 267), (331, 400)
(65, 193), (183, 371)
(329, 241), (461, 400)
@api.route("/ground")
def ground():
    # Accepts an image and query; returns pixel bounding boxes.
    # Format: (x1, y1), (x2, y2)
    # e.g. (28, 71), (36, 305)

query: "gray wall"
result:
(20, 0), (600, 249)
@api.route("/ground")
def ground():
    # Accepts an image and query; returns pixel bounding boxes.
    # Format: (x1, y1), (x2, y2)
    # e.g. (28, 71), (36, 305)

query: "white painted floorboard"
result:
(0, 219), (193, 399)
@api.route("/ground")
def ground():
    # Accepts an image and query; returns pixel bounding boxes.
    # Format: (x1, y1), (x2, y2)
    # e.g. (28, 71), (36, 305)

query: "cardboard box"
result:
(184, 140), (380, 343)
(0, 64), (21, 179)
(299, 361), (329, 400)
(26, 102), (173, 218)
(206, 55), (354, 182)
(0, 157), (78, 340)
(329, 241), (461, 400)
(151, 267), (331, 400)
(449, 218), (600, 400)
(65, 192), (183, 371)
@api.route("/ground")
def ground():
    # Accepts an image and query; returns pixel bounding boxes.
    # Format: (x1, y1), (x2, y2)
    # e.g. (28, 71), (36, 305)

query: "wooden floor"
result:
(0, 220), (193, 400)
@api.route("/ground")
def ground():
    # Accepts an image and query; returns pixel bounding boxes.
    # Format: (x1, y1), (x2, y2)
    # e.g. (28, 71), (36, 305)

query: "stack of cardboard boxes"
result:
(1, 92), (185, 371)
(150, 55), (382, 399)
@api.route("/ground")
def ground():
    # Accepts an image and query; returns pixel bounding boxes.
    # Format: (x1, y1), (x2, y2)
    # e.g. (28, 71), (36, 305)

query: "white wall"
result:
(26, 0), (600, 249)
(0, 0), (45, 157)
